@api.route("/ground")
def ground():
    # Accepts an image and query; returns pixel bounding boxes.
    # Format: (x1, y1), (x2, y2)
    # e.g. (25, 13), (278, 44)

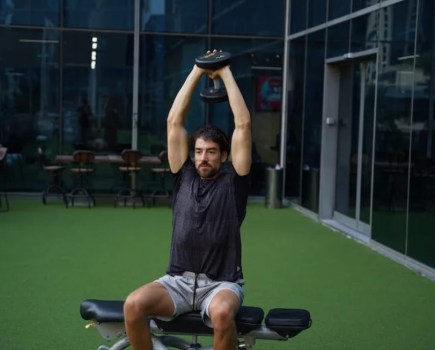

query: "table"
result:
(56, 154), (161, 166)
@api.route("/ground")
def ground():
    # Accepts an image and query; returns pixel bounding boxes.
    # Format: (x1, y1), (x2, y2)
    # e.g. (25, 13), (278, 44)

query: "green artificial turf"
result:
(1, 198), (435, 349)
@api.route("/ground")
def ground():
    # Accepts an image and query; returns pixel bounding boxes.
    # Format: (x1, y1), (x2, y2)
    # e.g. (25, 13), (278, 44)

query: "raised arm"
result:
(167, 65), (205, 173)
(213, 66), (252, 176)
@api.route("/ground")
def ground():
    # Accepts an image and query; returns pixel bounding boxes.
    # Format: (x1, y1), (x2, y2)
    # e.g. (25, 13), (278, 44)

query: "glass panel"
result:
(0, 27), (60, 191)
(286, 38), (305, 198)
(211, 39), (284, 195)
(64, 0), (134, 30)
(62, 31), (134, 193)
(328, 0), (351, 20)
(326, 21), (350, 58)
(138, 36), (206, 155)
(360, 63), (375, 225)
(335, 66), (359, 220)
(290, 0), (306, 34)
(62, 31), (134, 151)
(141, 0), (207, 33)
(308, 0), (326, 28)
(372, 1), (416, 253)
(335, 62), (375, 226)
(351, 12), (379, 53)
(212, 0), (285, 36)
(301, 30), (325, 212)
(0, 0), (59, 26)
(407, 0), (435, 269)
(353, 0), (380, 12)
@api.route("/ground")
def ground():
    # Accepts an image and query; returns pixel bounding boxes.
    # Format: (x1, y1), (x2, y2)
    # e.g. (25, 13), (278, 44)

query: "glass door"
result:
(334, 59), (376, 235)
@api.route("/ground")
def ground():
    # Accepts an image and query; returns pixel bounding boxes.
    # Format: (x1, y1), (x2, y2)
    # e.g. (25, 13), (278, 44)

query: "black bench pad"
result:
(80, 299), (263, 335)
(154, 306), (264, 336)
(81, 299), (124, 322)
(265, 308), (312, 338)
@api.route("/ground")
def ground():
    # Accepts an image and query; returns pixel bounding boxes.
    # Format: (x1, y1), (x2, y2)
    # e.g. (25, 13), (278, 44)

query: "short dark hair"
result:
(191, 125), (230, 155)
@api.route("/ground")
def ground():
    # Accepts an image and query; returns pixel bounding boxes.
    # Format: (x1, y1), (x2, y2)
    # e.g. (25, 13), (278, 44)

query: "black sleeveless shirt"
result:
(167, 159), (250, 282)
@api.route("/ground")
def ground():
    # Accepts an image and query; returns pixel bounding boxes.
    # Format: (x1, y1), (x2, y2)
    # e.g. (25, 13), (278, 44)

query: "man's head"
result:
(191, 125), (230, 179)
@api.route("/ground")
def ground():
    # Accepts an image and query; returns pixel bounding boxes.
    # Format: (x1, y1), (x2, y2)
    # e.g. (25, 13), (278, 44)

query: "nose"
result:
(199, 151), (208, 161)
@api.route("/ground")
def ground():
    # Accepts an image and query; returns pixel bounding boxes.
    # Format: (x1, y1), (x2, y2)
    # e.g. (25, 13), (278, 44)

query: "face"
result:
(194, 137), (227, 179)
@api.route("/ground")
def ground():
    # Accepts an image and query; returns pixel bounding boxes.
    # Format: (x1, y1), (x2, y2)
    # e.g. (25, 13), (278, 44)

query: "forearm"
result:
(167, 65), (204, 172)
(219, 67), (252, 175)
(167, 65), (203, 127)
(220, 67), (251, 128)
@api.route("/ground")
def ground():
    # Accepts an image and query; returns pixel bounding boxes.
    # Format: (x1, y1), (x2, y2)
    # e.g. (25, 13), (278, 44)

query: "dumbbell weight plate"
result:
(195, 51), (231, 70)
(200, 87), (229, 103)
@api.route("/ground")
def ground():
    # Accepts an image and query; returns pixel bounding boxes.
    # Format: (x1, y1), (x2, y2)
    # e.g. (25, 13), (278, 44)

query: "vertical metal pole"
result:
(132, 0), (140, 150)
(280, 0), (290, 167)
(130, 0), (140, 192)
(279, 0), (291, 199)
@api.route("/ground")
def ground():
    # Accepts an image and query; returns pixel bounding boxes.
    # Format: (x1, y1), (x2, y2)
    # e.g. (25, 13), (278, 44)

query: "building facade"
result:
(0, 0), (434, 277)
(286, 0), (435, 278)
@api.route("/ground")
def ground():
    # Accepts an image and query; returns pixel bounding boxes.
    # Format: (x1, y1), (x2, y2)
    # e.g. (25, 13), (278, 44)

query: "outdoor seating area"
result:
(1, 197), (435, 350)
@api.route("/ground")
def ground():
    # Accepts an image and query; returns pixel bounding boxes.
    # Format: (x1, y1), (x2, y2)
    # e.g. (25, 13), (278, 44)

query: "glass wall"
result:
(407, 0), (435, 268)
(287, 0), (435, 271)
(0, 27), (60, 191)
(300, 30), (325, 211)
(0, 0), (59, 26)
(0, 0), (284, 197)
(371, 0), (415, 253)
(285, 38), (305, 198)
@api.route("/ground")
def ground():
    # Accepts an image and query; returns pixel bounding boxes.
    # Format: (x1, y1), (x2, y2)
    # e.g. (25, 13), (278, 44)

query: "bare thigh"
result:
(126, 281), (175, 318)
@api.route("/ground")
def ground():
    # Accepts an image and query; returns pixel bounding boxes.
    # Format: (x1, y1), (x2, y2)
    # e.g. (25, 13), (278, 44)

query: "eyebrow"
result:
(195, 146), (218, 152)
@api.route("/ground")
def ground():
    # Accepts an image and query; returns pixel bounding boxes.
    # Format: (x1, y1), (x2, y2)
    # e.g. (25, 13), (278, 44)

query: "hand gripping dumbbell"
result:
(195, 51), (231, 103)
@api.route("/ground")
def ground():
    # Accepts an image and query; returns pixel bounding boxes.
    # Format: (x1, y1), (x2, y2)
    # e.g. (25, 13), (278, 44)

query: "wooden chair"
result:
(114, 149), (146, 208)
(69, 150), (96, 208)
(38, 148), (68, 207)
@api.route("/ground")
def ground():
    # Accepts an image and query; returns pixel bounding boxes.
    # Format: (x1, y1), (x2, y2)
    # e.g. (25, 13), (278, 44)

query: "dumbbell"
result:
(195, 51), (231, 103)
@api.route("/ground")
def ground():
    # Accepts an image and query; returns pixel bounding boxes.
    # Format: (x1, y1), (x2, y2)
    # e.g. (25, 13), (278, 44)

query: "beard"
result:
(196, 162), (219, 179)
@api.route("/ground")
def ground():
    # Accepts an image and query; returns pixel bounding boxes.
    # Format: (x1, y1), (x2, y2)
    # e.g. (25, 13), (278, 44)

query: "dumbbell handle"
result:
(213, 79), (223, 90)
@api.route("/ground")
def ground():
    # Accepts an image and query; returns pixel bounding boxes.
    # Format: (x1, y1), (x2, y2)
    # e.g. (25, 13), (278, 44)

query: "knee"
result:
(209, 304), (235, 332)
(124, 291), (147, 324)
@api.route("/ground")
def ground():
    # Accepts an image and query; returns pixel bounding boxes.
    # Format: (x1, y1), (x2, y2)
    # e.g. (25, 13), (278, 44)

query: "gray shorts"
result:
(155, 271), (244, 327)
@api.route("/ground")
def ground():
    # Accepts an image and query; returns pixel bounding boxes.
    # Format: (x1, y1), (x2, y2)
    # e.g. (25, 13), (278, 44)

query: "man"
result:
(124, 52), (251, 350)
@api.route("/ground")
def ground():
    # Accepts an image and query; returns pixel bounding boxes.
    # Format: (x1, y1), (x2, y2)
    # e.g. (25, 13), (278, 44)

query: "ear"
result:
(221, 151), (228, 162)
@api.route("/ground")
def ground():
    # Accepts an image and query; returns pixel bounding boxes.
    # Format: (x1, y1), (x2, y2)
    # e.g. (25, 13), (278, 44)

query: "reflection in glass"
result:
(327, 21), (350, 59)
(407, 0), (435, 269)
(0, 27), (60, 191)
(141, 0), (207, 33)
(138, 36), (205, 154)
(351, 12), (379, 53)
(308, 0), (326, 28)
(0, 0), (59, 26)
(301, 31), (325, 212)
(64, 0), (134, 30)
(335, 62), (375, 228)
(290, 1), (306, 34)
(212, 0), (285, 36)
(371, 1), (416, 254)
(62, 31), (133, 155)
(286, 39), (305, 198)
(328, 0), (351, 20)
(353, 0), (380, 12)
